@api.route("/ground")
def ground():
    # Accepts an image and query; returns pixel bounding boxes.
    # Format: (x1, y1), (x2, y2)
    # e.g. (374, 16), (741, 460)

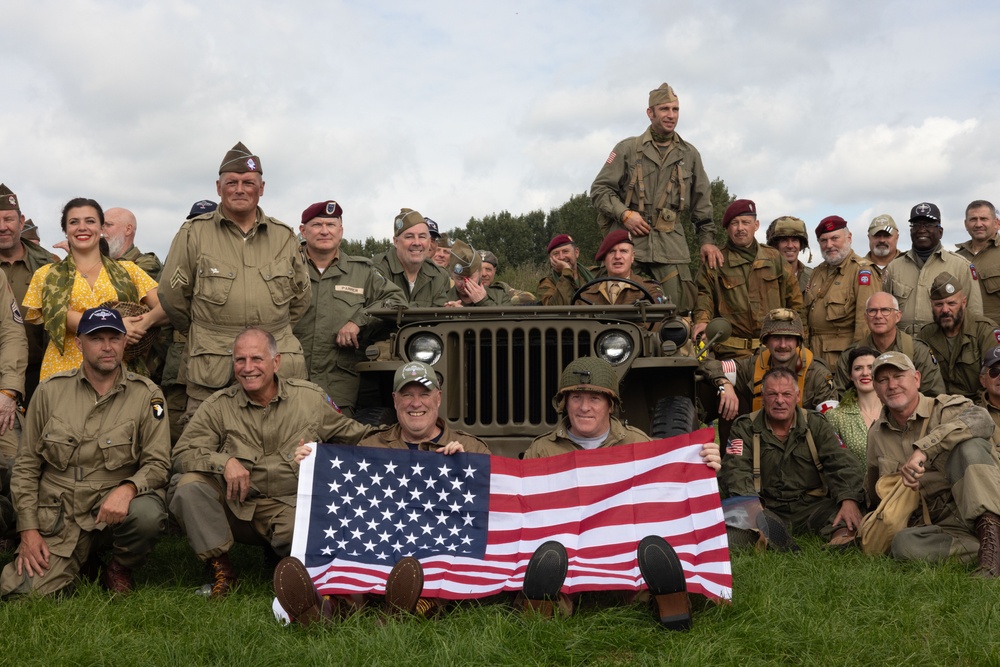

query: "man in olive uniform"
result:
(372, 208), (451, 307)
(865, 214), (901, 279)
(574, 231), (664, 305)
(0, 270), (27, 540)
(956, 200), (1000, 324)
(765, 215), (812, 296)
(693, 200), (803, 360)
(883, 202), (982, 335)
(537, 234), (596, 306)
(170, 328), (373, 598)
(590, 83), (721, 314)
(0, 183), (58, 404)
(293, 200), (406, 417)
(721, 366), (864, 543)
(479, 250), (535, 305)
(867, 351), (1000, 574)
(159, 142), (311, 426)
(103, 208), (162, 280)
(977, 346), (1000, 433)
(835, 291), (944, 396)
(918, 273), (1000, 400)
(1, 307), (170, 595)
(432, 233), (452, 268)
(806, 216), (881, 369)
(441, 240), (506, 307)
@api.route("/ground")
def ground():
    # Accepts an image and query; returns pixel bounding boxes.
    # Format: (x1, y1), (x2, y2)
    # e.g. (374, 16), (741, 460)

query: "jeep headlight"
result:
(596, 331), (632, 366)
(406, 334), (442, 365)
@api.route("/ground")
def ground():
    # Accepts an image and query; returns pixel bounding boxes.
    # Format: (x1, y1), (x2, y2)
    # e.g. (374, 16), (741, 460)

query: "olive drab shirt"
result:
(294, 249), (406, 410)
(956, 234), (1000, 325)
(10, 366), (170, 556)
(119, 245), (163, 282)
(790, 260), (812, 297)
(573, 273), (664, 306)
(591, 127), (715, 267)
(694, 241), (804, 355)
(834, 331), (945, 397)
(1, 239), (57, 402)
(372, 250), (451, 308)
(171, 377), (372, 521)
(918, 316), (1000, 400)
(359, 419), (491, 454)
(159, 207), (311, 400)
(882, 246), (983, 336)
(721, 408), (864, 508)
(805, 250), (881, 369)
(0, 270), (27, 398)
(522, 416), (648, 458)
(537, 264), (597, 306)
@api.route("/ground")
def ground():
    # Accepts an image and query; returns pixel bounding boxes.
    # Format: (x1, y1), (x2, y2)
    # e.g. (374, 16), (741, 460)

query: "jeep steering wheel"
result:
(571, 277), (656, 305)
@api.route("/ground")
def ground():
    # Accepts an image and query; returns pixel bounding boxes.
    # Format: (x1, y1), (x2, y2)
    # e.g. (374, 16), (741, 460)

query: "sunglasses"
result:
(988, 366), (1000, 379)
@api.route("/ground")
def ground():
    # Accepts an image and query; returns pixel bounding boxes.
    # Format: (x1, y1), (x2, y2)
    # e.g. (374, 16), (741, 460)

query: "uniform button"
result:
(264, 274), (271, 279)
(228, 272), (234, 277)
(106, 439), (111, 444)
(227, 349), (232, 354)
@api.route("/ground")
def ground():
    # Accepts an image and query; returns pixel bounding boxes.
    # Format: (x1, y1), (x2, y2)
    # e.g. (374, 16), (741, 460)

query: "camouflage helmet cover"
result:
(553, 356), (621, 412)
(765, 216), (809, 248)
(760, 308), (804, 341)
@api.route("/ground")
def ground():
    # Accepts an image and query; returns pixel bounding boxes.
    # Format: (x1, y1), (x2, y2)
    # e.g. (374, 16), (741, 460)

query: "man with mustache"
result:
(864, 215), (901, 279)
(956, 200), (1000, 324)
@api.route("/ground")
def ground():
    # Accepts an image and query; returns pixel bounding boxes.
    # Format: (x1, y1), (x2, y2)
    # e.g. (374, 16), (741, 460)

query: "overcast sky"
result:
(4, 1), (999, 262)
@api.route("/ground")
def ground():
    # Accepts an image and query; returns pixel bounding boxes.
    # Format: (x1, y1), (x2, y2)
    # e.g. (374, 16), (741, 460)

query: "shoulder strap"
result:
(749, 409), (764, 493)
(803, 416), (830, 497)
(623, 137), (644, 212)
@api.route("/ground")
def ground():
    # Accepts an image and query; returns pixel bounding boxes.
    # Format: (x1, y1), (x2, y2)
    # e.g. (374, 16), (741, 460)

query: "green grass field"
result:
(1, 536), (997, 666)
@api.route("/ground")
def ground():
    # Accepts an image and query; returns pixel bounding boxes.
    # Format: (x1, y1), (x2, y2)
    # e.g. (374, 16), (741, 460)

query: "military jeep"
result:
(356, 299), (700, 458)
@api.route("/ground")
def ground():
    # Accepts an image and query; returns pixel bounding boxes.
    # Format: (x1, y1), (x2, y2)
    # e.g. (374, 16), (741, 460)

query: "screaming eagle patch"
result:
(151, 398), (165, 420)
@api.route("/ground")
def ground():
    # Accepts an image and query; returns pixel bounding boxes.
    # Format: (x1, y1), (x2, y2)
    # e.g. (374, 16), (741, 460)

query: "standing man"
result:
(883, 202), (982, 335)
(721, 367), (864, 545)
(574, 231), (663, 305)
(956, 200), (1000, 324)
(806, 216), (881, 369)
(0, 269), (27, 542)
(294, 200), (406, 417)
(693, 200), (803, 359)
(765, 216), (812, 296)
(591, 83), (720, 314)
(537, 234), (596, 306)
(835, 291), (944, 396)
(0, 184), (58, 404)
(918, 273), (1000, 400)
(373, 208), (451, 307)
(170, 328), (373, 598)
(868, 352), (1000, 575)
(0, 307), (170, 595)
(159, 142), (311, 426)
(864, 215), (901, 279)
(103, 208), (162, 280)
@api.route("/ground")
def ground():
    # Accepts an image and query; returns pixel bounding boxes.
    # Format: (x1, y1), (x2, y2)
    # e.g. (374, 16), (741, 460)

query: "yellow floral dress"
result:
(23, 261), (157, 380)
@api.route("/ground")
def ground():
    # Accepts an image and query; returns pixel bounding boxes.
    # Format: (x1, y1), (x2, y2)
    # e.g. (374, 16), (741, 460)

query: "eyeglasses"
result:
(987, 366), (1000, 379)
(909, 220), (940, 228)
(865, 308), (898, 316)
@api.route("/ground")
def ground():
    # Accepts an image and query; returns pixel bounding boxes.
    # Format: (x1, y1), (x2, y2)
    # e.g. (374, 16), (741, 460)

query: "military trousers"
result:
(764, 495), (843, 539)
(0, 494), (167, 596)
(891, 438), (1000, 563)
(170, 472), (295, 561)
(640, 261), (695, 315)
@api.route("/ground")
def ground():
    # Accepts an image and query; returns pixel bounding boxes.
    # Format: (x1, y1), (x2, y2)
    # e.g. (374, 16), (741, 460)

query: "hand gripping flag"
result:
(289, 428), (732, 604)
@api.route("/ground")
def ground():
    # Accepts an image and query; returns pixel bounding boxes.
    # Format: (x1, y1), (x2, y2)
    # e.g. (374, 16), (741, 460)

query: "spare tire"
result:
(650, 396), (696, 439)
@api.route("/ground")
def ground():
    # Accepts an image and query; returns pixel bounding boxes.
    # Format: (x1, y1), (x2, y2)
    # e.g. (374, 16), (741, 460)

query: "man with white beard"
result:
(864, 215), (901, 280)
(103, 208), (162, 281)
(805, 216), (881, 369)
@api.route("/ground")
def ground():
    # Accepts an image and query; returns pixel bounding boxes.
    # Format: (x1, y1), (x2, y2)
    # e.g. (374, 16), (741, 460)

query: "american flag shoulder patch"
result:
(606, 151), (617, 165)
(726, 439), (743, 456)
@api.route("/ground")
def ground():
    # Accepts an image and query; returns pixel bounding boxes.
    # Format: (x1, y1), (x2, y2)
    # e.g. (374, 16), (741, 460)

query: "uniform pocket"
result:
(98, 420), (138, 471)
(261, 258), (297, 306)
(194, 256), (237, 305)
(39, 418), (77, 471)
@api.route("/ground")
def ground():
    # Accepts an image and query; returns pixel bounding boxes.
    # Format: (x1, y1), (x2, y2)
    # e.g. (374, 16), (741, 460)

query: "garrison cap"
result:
(815, 215), (848, 239)
(479, 250), (498, 267)
(595, 230), (633, 261)
(301, 200), (343, 224)
(393, 208), (427, 237)
(448, 239), (482, 277)
(723, 199), (756, 228)
(982, 346), (1000, 371)
(219, 141), (261, 174)
(424, 217), (441, 240)
(873, 351), (917, 375)
(393, 361), (441, 393)
(929, 272), (963, 300)
(547, 233), (575, 254)
(77, 306), (127, 336)
(20, 219), (38, 241)
(868, 214), (898, 235)
(187, 200), (218, 219)
(765, 216), (809, 248)
(909, 202), (941, 224)
(648, 83), (678, 108)
(0, 184), (18, 212)
(437, 233), (452, 249)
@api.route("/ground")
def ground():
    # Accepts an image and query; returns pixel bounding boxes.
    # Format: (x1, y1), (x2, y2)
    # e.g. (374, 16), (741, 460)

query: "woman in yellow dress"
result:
(23, 197), (169, 380)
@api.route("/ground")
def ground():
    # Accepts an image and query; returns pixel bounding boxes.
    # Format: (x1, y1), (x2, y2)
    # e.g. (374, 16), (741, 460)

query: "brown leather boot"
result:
(207, 553), (238, 598)
(974, 512), (1000, 578)
(102, 557), (135, 595)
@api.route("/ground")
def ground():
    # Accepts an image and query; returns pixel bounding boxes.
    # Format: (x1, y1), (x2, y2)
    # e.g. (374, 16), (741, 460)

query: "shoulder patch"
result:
(970, 264), (979, 280)
(725, 438), (743, 456)
(994, 329), (1000, 345)
(605, 150), (617, 165)
(169, 267), (189, 289)
(858, 269), (872, 286)
(10, 298), (22, 325)
(151, 397), (165, 420)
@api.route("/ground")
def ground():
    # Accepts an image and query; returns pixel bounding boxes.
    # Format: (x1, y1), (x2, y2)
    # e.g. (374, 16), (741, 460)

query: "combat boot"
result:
(207, 553), (238, 598)
(102, 557), (135, 595)
(974, 512), (1000, 578)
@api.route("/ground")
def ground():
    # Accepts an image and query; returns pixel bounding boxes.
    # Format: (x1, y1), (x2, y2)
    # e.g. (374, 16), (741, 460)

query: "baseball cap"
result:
(187, 200), (218, 219)
(982, 346), (1000, 371)
(77, 307), (127, 336)
(909, 202), (941, 224)
(868, 214), (898, 235)
(424, 217), (441, 240)
(393, 361), (442, 392)
(872, 351), (917, 374)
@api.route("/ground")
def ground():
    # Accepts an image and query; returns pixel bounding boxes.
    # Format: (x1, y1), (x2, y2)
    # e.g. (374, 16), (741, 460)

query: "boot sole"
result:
(385, 557), (424, 614)
(274, 557), (324, 626)
(637, 535), (691, 631)
(522, 541), (568, 601)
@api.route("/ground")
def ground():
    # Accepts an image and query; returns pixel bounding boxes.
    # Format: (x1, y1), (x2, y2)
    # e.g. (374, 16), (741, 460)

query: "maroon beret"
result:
(301, 200), (343, 224)
(595, 230), (633, 261)
(723, 199), (756, 228)
(547, 233), (575, 254)
(815, 215), (848, 238)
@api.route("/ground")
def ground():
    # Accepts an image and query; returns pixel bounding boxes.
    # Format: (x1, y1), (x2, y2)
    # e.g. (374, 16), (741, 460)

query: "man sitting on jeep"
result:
(574, 231), (664, 306)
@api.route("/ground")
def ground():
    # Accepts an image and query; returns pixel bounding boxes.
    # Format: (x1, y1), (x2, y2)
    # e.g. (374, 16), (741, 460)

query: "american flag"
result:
(289, 428), (732, 603)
